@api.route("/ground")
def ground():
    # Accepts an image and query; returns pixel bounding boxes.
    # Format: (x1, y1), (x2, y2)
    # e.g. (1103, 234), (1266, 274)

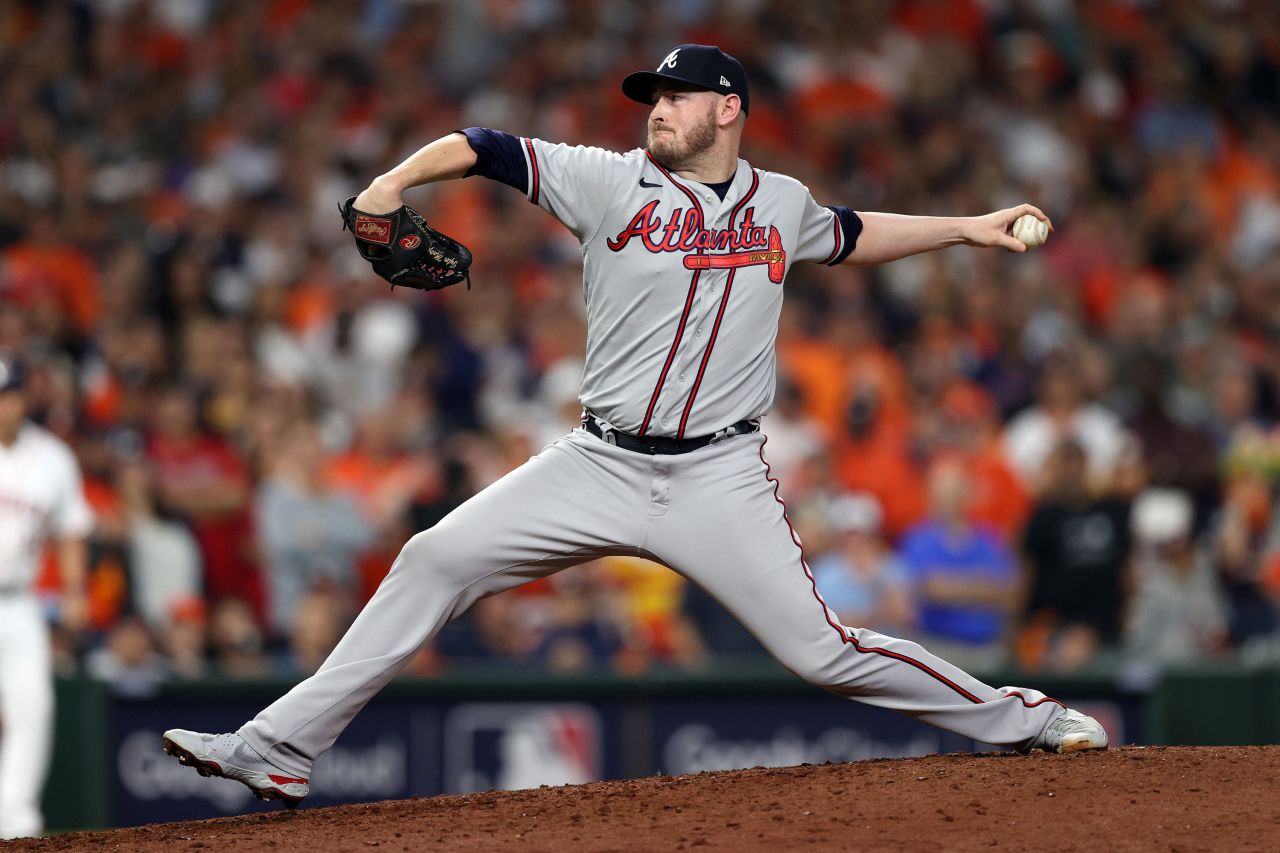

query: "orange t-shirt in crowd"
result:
(833, 425), (926, 540)
(779, 337), (910, 439)
(3, 242), (101, 334)
(959, 447), (1030, 543)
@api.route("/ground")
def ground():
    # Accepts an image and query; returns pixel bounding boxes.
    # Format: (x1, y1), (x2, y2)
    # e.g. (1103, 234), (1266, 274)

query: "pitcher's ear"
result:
(720, 93), (742, 126)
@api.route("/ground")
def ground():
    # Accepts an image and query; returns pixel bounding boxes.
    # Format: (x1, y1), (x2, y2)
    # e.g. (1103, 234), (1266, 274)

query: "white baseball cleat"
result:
(162, 729), (309, 807)
(1033, 708), (1109, 754)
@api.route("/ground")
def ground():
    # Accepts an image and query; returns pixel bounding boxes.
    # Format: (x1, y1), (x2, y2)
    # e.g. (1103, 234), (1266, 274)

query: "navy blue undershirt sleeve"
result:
(459, 127), (528, 194)
(825, 206), (863, 265)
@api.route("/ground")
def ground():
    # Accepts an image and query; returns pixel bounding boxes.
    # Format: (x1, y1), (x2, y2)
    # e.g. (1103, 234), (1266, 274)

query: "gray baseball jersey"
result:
(234, 131), (1072, 785)
(516, 139), (854, 437)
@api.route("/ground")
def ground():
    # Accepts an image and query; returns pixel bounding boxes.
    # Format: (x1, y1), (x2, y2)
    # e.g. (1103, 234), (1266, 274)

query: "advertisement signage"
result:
(104, 690), (1130, 827)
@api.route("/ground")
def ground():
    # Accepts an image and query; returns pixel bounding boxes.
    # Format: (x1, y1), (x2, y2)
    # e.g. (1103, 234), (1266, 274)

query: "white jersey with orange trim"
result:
(516, 139), (855, 438)
(0, 423), (92, 591)
(0, 421), (91, 839)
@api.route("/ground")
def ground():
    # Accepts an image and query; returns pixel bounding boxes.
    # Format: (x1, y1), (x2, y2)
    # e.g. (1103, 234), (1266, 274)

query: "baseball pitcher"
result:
(164, 45), (1106, 807)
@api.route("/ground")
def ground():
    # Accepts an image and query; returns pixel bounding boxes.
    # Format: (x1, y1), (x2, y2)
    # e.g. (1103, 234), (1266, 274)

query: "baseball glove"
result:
(339, 196), (472, 291)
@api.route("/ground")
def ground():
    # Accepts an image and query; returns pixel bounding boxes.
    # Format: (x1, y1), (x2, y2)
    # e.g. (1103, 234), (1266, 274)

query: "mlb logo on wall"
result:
(443, 703), (601, 794)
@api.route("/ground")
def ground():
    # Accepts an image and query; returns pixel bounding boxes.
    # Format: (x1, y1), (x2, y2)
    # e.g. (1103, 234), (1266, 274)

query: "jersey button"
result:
(679, 374), (686, 382)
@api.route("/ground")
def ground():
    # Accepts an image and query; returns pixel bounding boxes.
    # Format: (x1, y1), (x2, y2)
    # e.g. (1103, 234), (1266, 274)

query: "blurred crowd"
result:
(2, 0), (1280, 693)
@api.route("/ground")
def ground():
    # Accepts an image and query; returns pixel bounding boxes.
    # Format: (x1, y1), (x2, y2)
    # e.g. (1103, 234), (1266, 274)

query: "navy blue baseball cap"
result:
(622, 44), (750, 115)
(0, 354), (26, 393)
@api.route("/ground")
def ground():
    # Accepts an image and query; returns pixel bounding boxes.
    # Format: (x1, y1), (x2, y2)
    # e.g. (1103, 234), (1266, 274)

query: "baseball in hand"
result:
(1011, 214), (1049, 249)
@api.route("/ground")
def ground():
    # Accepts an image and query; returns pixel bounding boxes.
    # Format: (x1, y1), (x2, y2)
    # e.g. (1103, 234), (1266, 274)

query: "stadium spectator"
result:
(208, 598), (271, 680)
(434, 594), (545, 667)
(898, 457), (1019, 672)
(597, 557), (708, 672)
(531, 570), (625, 673)
(325, 407), (437, 533)
(160, 596), (211, 681)
(1212, 441), (1280, 648)
(1122, 354), (1218, 509)
(1020, 440), (1132, 671)
(1125, 489), (1228, 664)
(920, 382), (1030, 543)
(85, 615), (166, 698)
(256, 419), (373, 636)
(811, 492), (913, 637)
(115, 459), (203, 633)
(1002, 351), (1129, 494)
(146, 384), (263, 622)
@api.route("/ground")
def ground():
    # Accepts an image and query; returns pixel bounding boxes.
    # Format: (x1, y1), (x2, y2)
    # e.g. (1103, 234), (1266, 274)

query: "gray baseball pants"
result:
(239, 428), (1063, 777)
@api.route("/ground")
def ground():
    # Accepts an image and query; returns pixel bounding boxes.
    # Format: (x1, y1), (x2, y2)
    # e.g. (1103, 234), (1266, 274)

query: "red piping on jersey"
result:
(644, 152), (705, 227)
(525, 138), (540, 205)
(675, 169), (759, 437)
(638, 152), (709, 437)
(757, 437), (1064, 712)
(638, 268), (701, 437)
(821, 212), (842, 265)
(1003, 691), (1061, 708)
(677, 270), (734, 437)
(727, 169), (760, 227)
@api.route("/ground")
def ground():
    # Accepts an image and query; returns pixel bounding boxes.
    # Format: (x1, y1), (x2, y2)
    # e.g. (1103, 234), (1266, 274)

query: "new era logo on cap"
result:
(622, 44), (751, 115)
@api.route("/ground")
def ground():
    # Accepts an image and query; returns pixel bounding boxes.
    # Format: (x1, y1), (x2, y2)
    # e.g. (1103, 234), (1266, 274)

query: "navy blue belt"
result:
(583, 413), (759, 455)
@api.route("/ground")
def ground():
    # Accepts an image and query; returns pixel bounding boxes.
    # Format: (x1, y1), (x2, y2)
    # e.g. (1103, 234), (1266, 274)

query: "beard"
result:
(647, 104), (718, 169)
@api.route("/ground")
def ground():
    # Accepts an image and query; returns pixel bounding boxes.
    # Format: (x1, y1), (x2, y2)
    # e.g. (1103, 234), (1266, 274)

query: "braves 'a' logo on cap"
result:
(658, 48), (680, 71)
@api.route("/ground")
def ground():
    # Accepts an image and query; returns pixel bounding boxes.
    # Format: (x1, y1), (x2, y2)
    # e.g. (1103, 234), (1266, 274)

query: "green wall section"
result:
(1143, 664), (1280, 746)
(44, 677), (111, 831)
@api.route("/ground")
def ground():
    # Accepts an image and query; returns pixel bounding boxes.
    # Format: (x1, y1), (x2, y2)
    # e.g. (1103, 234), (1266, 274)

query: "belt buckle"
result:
(591, 417), (618, 446)
(709, 425), (736, 445)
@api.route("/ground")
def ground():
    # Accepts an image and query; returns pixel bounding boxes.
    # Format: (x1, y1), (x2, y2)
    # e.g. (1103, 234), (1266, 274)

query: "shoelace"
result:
(1047, 712), (1095, 736)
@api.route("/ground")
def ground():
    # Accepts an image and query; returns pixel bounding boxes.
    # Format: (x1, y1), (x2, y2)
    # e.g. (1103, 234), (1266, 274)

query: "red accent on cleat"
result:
(268, 774), (309, 785)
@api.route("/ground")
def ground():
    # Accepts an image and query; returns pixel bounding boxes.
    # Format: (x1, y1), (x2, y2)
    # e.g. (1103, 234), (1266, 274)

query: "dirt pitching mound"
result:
(10, 746), (1279, 852)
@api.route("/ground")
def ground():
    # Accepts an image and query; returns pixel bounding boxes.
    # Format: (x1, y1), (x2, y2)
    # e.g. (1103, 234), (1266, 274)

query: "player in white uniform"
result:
(164, 45), (1107, 807)
(0, 355), (94, 838)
